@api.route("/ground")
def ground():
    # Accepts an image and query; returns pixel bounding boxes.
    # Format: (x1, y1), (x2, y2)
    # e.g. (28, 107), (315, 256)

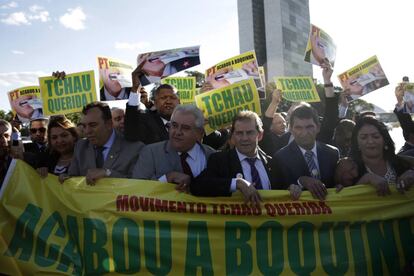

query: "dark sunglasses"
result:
(30, 127), (46, 134)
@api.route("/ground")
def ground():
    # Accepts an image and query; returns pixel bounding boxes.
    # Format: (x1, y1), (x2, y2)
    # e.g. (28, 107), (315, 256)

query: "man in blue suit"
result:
(270, 103), (339, 200)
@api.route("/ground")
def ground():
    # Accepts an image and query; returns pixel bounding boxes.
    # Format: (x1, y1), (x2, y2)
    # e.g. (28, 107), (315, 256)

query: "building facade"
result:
(238, 0), (312, 81)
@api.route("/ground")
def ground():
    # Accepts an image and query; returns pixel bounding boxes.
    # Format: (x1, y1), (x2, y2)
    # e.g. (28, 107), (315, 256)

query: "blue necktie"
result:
(305, 150), (320, 179)
(246, 158), (263, 189)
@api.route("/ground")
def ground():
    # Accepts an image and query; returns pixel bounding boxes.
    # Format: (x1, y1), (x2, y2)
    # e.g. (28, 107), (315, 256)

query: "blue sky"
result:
(0, 0), (413, 112)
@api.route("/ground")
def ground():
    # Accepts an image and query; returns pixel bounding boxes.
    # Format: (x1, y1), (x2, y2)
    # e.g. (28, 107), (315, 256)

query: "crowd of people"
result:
(1, 60), (414, 204)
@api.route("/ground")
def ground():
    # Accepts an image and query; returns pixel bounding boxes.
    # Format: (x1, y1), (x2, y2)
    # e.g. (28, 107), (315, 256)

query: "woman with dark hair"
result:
(36, 115), (78, 177)
(335, 115), (414, 195)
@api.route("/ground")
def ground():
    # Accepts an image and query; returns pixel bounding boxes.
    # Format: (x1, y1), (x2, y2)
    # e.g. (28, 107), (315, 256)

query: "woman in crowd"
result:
(335, 115), (414, 195)
(36, 115), (78, 177)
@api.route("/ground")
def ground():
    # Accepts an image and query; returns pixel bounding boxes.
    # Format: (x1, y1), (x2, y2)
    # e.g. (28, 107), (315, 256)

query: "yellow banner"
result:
(7, 86), (43, 123)
(275, 76), (320, 103)
(39, 70), (97, 116)
(338, 55), (389, 100)
(162, 77), (196, 105)
(304, 24), (336, 66)
(205, 51), (262, 91)
(1, 160), (414, 275)
(195, 79), (261, 134)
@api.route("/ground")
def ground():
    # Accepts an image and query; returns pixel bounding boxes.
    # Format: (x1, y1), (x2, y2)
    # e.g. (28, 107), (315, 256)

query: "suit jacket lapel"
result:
(316, 143), (327, 181)
(85, 142), (97, 168)
(154, 114), (169, 138)
(291, 141), (310, 177)
(228, 149), (244, 178)
(165, 141), (182, 172)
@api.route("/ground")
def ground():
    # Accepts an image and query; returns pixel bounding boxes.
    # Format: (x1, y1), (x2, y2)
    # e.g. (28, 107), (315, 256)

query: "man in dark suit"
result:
(24, 118), (48, 154)
(65, 102), (144, 184)
(125, 68), (229, 149)
(125, 83), (178, 144)
(191, 111), (274, 204)
(132, 105), (215, 191)
(271, 103), (339, 200)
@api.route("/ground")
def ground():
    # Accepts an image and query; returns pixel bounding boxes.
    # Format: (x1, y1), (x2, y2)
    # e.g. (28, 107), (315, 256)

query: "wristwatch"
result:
(105, 168), (112, 177)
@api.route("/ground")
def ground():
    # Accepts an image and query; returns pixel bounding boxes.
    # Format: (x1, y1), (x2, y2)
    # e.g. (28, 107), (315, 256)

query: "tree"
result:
(0, 109), (14, 121)
(185, 70), (205, 88)
(65, 112), (82, 125)
(347, 99), (375, 118)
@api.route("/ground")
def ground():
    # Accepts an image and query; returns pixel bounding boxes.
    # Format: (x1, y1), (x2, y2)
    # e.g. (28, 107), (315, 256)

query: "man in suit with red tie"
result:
(132, 105), (215, 191)
(190, 111), (275, 204)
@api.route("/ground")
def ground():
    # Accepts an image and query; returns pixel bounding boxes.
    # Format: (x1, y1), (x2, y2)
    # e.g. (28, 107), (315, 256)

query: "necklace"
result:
(365, 162), (397, 185)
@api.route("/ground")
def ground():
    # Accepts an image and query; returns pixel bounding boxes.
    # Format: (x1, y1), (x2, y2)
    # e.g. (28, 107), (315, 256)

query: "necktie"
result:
(305, 150), (320, 179)
(95, 146), (105, 168)
(180, 152), (193, 178)
(246, 158), (263, 189)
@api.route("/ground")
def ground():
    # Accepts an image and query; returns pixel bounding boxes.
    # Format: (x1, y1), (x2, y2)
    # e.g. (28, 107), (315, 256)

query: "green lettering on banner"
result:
(233, 87), (244, 106)
(319, 222), (349, 275)
(185, 221), (213, 276)
(57, 215), (82, 274)
(225, 221), (252, 275)
(63, 77), (73, 94)
(82, 74), (91, 92)
(303, 78), (313, 89)
(256, 221), (284, 275)
(242, 83), (253, 102)
(73, 76), (82, 93)
(6, 203), (42, 261)
(367, 220), (399, 275)
(222, 89), (234, 110)
(349, 222), (367, 275)
(54, 79), (64, 96)
(398, 218), (414, 267)
(212, 93), (223, 112)
(83, 218), (109, 274)
(45, 79), (54, 97)
(112, 218), (140, 273)
(143, 220), (172, 275)
(288, 222), (316, 275)
(201, 95), (213, 115)
(34, 211), (66, 267)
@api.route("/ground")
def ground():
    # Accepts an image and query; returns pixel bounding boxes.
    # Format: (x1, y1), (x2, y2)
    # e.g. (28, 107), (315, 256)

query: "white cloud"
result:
(28, 5), (49, 22)
(115, 41), (151, 51)
(59, 7), (86, 30)
(0, 71), (47, 87)
(0, 1), (18, 9)
(1, 5), (50, 25)
(1, 12), (29, 25)
(11, 50), (24, 55)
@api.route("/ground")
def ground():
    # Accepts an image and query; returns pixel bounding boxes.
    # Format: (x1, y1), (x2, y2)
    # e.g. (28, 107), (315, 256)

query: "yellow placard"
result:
(338, 55), (389, 100)
(162, 76), (196, 105)
(195, 79), (261, 134)
(0, 160), (413, 275)
(275, 76), (320, 103)
(39, 70), (97, 116)
(304, 24), (336, 66)
(205, 51), (262, 91)
(7, 86), (43, 123)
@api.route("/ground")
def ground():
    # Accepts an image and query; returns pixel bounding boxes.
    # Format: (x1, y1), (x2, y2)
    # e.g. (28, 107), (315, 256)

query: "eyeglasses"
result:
(30, 127), (46, 134)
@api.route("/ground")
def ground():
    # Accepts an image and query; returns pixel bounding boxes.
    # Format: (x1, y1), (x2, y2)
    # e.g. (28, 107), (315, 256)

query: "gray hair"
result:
(172, 105), (204, 129)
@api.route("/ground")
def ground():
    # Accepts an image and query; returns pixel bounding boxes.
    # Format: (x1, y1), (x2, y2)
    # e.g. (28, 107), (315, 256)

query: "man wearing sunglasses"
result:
(24, 118), (48, 154)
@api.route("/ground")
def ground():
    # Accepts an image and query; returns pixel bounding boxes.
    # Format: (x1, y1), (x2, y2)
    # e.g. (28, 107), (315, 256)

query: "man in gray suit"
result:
(65, 102), (144, 184)
(132, 105), (215, 191)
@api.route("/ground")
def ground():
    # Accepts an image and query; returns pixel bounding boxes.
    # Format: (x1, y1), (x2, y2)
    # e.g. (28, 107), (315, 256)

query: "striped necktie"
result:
(304, 150), (320, 179)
